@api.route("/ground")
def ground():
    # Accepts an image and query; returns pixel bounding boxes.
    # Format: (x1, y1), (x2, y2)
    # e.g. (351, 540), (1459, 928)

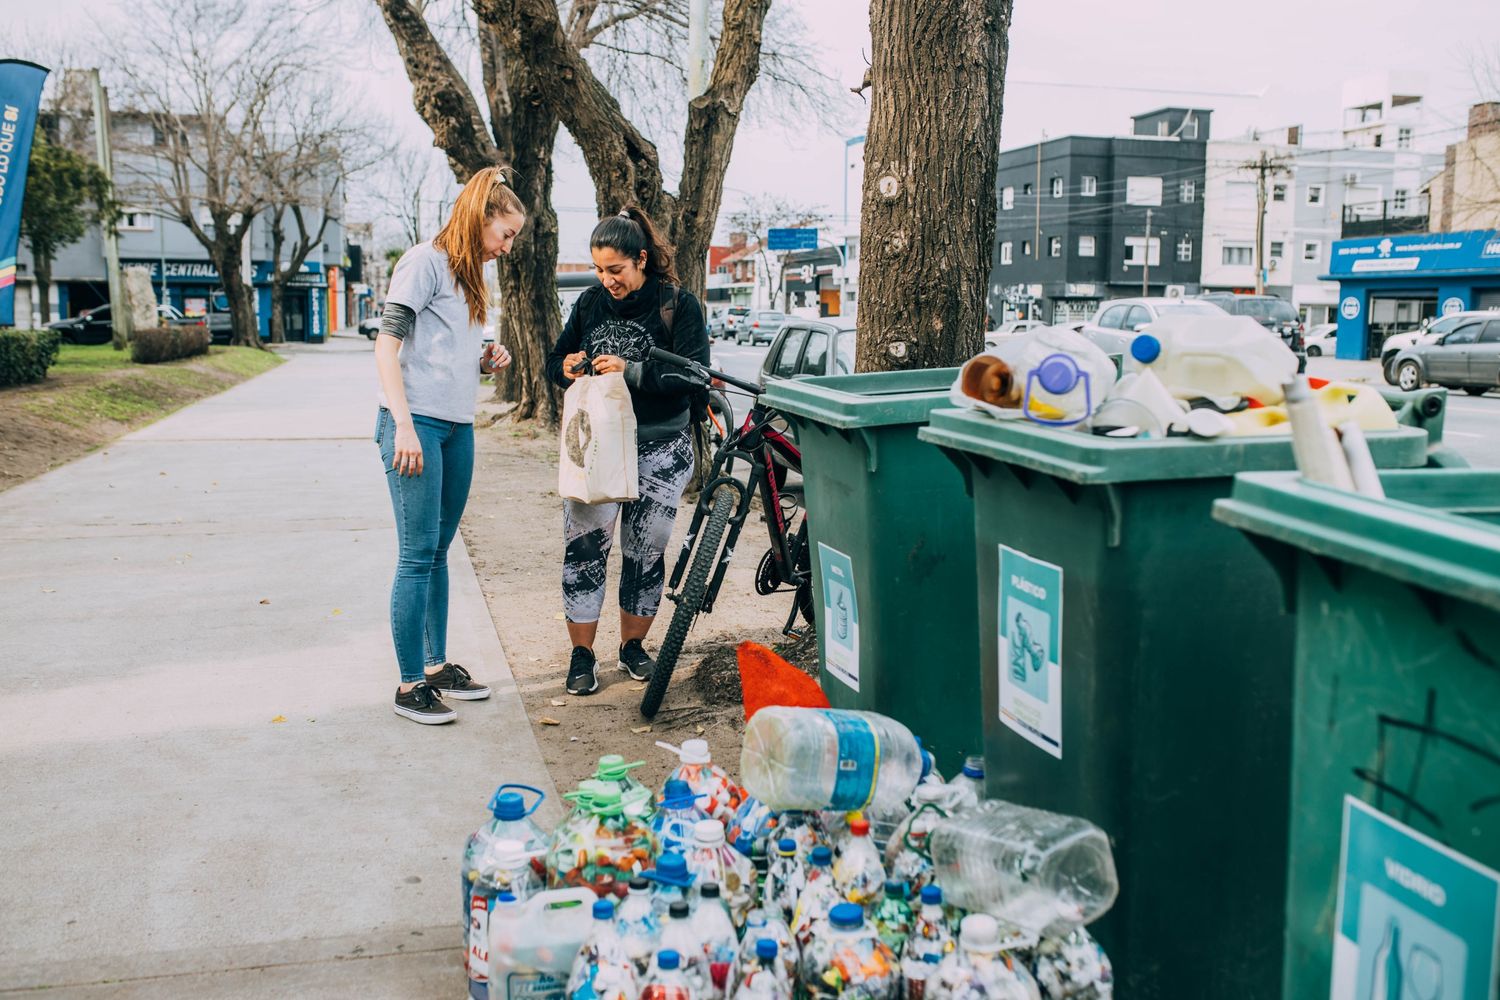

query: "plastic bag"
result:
(559, 372), (638, 504)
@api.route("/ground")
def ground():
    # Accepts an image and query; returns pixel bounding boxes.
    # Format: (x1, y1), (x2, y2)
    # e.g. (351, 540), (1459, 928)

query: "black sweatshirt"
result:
(546, 275), (711, 440)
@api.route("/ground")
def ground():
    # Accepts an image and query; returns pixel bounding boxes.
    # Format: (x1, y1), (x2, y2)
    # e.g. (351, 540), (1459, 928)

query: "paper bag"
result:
(558, 372), (638, 503)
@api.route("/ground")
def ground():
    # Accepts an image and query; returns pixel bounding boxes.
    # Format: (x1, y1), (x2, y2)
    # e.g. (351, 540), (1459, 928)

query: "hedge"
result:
(0, 329), (62, 387)
(130, 325), (211, 365)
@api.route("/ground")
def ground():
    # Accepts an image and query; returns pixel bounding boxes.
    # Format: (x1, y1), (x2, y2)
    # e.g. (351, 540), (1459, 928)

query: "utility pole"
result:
(1033, 135), (1042, 260)
(1245, 149), (1293, 295)
(90, 69), (131, 350)
(1141, 207), (1153, 296)
(686, 0), (711, 100)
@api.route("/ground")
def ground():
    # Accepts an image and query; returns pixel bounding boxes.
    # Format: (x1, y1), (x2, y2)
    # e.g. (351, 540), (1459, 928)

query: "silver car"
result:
(1078, 298), (1229, 355)
(1391, 315), (1500, 395)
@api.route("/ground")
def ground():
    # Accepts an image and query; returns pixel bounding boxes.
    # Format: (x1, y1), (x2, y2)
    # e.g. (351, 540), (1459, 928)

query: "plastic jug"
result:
(488, 887), (600, 1000)
(657, 739), (745, 825)
(949, 326), (1117, 423)
(547, 779), (659, 895)
(1123, 314), (1298, 404)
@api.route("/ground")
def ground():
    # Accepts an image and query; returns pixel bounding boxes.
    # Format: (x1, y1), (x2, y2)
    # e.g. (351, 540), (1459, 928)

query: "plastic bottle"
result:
(569, 899), (641, 1000)
(489, 887), (601, 1000)
(684, 820), (755, 927)
(797, 902), (900, 1000)
(643, 852), (699, 918)
(738, 909), (798, 986)
(658, 740), (745, 825)
(690, 883), (741, 1000)
(900, 885), (956, 1000)
(928, 801), (1118, 939)
(833, 819), (887, 908)
(548, 779), (659, 895)
(732, 939), (793, 1000)
(1031, 927), (1114, 998)
(465, 786), (550, 999)
(764, 838), (807, 926)
(1122, 314), (1298, 405)
(790, 845), (842, 947)
(872, 881), (914, 952)
(741, 708), (923, 816)
(726, 795), (777, 854)
(947, 757), (986, 808)
(656, 901), (709, 998)
(774, 811), (823, 859)
(654, 780), (712, 859)
(884, 784), (966, 893)
(639, 949), (693, 1000)
(1285, 376), (1355, 490)
(616, 877), (663, 978)
(469, 841), (539, 999)
(926, 914), (1041, 1000)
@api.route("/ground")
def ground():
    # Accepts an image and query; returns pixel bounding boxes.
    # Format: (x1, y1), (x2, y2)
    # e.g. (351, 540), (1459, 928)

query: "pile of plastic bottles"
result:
(463, 709), (1119, 1000)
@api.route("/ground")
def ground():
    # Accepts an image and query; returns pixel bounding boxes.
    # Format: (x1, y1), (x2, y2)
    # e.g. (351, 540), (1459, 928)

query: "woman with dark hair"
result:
(545, 206), (711, 696)
(374, 166), (526, 724)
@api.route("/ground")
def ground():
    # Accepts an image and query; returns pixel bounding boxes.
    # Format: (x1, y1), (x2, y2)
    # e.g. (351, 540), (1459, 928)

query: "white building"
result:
(1340, 72), (1445, 154)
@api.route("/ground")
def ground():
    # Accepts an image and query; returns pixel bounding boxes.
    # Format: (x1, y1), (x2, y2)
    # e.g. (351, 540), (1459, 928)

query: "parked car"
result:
(738, 309), (787, 346)
(1380, 311), (1495, 385)
(722, 305), (752, 340)
(758, 319), (856, 390)
(984, 319), (1043, 347)
(1197, 293), (1306, 364)
(1303, 323), (1338, 357)
(706, 308), (728, 340)
(1391, 314), (1500, 394)
(1078, 298), (1228, 355)
(46, 303), (195, 345)
(360, 309), (383, 339)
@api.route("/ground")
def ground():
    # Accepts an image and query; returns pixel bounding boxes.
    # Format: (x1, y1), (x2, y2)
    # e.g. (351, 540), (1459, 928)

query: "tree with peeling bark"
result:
(855, 0), (1011, 372)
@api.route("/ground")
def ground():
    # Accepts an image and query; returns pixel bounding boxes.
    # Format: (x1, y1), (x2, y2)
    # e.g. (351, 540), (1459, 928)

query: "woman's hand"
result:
(392, 422), (424, 477)
(563, 351), (590, 379)
(482, 343), (512, 374)
(591, 354), (626, 375)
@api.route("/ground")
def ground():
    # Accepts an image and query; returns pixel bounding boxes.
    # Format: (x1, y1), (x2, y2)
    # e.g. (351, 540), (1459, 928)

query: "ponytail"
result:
(589, 205), (679, 285)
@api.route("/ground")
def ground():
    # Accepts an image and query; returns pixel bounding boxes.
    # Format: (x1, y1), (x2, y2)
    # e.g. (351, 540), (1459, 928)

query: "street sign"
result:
(768, 228), (818, 251)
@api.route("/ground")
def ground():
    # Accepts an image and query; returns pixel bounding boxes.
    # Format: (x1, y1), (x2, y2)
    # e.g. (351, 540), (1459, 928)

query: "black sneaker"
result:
(566, 646), (599, 695)
(394, 682), (456, 725)
(618, 639), (655, 682)
(426, 662), (491, 701)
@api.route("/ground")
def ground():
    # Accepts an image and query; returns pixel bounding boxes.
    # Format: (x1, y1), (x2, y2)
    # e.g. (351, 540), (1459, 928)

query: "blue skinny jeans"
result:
(375, 408), (475, 683)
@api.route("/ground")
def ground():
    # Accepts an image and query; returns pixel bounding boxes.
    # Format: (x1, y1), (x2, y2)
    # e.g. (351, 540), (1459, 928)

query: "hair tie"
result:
(618, 209), (631, 219)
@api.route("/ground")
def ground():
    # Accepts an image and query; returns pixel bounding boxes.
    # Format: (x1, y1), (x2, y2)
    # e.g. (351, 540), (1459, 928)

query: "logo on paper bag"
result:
(565, 409), (592, 468)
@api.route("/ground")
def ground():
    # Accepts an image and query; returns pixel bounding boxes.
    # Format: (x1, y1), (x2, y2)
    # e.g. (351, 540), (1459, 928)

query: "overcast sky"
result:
(16, 0), (1500, 261)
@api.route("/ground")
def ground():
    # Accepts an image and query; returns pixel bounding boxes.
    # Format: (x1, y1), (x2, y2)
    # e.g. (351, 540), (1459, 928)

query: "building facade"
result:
(1427, 103), (1500, 234)
(988, 109), (1210, 326)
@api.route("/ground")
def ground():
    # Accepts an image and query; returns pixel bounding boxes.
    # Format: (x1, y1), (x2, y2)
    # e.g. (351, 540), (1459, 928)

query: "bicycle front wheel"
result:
(641, 483), (738, 719)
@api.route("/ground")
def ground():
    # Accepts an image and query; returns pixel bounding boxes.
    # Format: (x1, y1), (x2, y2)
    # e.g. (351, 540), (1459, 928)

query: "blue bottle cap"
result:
(960, 763), (984, 779)
(593, 898), (616, 920)
(659, 949), (680, 970)
(734, 833), (755, 857)
(885, 879), (907, 898)
(645, 852), (696, 888)
(810, 845), (833, 867)
(777, 838), (797, 855)
(829, 902), (864, 929)
(497, 891), (517, 903)
(756, 938), (778, 961)
(1130, 333), (1162, 365)
(920, 884), (943, 905)
(493, 791), (527, 821)
(660, 779), (701, 810)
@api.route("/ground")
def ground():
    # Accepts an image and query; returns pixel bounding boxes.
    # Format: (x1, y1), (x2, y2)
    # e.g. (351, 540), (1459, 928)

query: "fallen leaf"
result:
(554, 613), (565, 620)
(696, 725), (706, 734)
(331, 608), (342, 616)
(159, 471), (167, 476)
(539, 716), (562, 726)
(259, 598), (271, 605)
(569, 736), (580, 742)
(270, 715), (286, 723)
(631, 684), (647, 692)
(41, 587), (56, 593)
(550, 698), (567, 707)
(631, 725), (652, 734)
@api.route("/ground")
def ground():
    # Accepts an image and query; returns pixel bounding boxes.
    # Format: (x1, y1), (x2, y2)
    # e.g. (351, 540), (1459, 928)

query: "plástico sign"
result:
(997, 544), (1063, 759)
(0, 60), (50, 327)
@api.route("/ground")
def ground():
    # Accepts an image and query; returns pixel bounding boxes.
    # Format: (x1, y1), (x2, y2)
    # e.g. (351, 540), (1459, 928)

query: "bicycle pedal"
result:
(782, 625), (805, 642)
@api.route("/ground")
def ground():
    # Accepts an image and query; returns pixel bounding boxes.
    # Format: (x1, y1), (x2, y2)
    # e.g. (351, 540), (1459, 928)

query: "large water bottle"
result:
(690, 883), (741, 1000)
(489, 887), (599, 1000)
(567, 899), (639, 1000)
(928, 800), (1118, 938)
(465, 785), (550, 997)
(947, 758), (985, 808)
(657, 739), (744, 825)
(1122, 313), (1298, 404)
(741, 708), (923, 816)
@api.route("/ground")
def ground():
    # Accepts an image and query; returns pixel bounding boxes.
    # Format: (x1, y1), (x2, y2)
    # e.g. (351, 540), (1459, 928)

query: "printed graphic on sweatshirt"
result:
(585, 317), (654, 364)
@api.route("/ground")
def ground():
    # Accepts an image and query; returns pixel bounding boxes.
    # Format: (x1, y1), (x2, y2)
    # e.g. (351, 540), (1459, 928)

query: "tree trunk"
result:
(855, 0), (1010, 372)
(33, 256), (53, 328)
(215, 243), (261, 348)
(269, 279), (287, 345)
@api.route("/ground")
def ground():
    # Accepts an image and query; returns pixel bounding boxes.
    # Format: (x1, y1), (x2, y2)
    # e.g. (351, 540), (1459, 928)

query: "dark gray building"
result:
(989, 108), (1211, 326)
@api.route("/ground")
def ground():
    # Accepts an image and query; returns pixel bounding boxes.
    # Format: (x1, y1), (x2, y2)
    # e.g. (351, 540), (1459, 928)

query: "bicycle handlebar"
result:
(648, 346), (762, 396)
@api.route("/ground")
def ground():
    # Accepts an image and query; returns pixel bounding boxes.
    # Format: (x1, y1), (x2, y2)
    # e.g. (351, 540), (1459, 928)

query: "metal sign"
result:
(768, 228), (818, 251)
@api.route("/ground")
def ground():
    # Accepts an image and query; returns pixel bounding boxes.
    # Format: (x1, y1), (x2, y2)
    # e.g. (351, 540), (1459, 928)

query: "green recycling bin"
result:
(917, 408), (1430, 999)
(765, 369), (981, 775)
(1214, 470), (1500, 1000)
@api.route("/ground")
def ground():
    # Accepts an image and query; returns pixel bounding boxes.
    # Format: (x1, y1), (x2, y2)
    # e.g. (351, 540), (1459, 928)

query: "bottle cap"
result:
(913, 784), (946, 804)
(679, 739), (712, 764)
(659, 949), (681, 970)
(629, 876), (650, 891)
(700, 882), (721, 899)
(920, 884), (943, 905)
(849, 819), (870, 837)
(669, 901), (691, 919)
(497, 891), (517, 903)
(1130, 333), (1162, 365)
(829, 903), (864, 929)
(493, 791), (527, 821)
(694, 819), (726, 846)
(777, 838), (797, 856)
(745, 909), (768, 928)
(595, 754), (644, 782)
(810, 845), (833, 867)
(756, 938), (778, 961)
(960, 756), (984, 779)
(593, 898), (616, 920)
(884, 879), (907, 898)
(735, 833), (755, 857)
(960, 913), (1002, 952)
(645, 852), (697, 888)
(660, 779), (701, 809)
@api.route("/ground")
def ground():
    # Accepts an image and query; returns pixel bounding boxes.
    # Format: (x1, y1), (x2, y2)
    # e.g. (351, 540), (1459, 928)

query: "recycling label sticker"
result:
(818, 542), (860, 691)
(997, 545), (1063, 759)
(1331, 796), (1500, 999)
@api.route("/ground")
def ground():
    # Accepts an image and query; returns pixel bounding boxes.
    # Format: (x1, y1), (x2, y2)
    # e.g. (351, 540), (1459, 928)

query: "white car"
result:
(1078, 298), (1229, 355)
(984, 319), (1043, 347)
(1303, 323), (1337, 357)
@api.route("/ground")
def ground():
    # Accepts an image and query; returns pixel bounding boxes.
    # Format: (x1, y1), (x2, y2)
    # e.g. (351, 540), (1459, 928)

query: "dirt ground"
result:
(460, 396), (816, 794)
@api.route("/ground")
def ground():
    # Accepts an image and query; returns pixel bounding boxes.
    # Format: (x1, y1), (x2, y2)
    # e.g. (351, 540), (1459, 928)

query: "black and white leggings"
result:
(563, 430), (695, 623)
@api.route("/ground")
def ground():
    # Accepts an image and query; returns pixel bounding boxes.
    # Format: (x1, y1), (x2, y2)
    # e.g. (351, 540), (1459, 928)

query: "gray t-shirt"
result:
(377, 241), (482, 424)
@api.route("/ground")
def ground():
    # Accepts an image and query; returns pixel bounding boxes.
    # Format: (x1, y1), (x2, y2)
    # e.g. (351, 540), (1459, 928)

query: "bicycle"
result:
(640, 346), (814, 719)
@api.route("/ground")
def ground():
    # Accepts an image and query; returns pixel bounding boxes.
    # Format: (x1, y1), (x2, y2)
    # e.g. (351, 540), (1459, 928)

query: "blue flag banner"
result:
(0, 60), (50, 328)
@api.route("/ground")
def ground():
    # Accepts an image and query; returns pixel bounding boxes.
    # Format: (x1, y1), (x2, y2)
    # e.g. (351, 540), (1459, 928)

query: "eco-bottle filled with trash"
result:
(684, 819), (755, 927)
(615, 877), (662, 978)
(925, 914), (1041, 1000)
(741, 708), (923, 817)
(642, 852), (699, 918)
(639, 949), (693, 1000)
(547, 779), (659, 895)
(871, 881), (914, 953)
(764, 838), (808, 927)
(732, 939), (793, 1000)
(658, 739), (745, 826)
(654, 780), (711, 859)
(797, 903), (900, 1000)
(790, 845), (842, 948)
(654, 900), (711, 998)
(739, 908), (798, 985)
(690, 882), (741, 1000)
(900, 885), (955, 1000)
(568, 898), (640, 1000)
(833, 818), (887, 909)
(465, 785), (549, 1000)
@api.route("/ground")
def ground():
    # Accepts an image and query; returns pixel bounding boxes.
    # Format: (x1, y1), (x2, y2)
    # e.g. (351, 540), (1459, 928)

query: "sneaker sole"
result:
(436, 687), (491, 701)
(618, 660), (651, 682)
(566, 673), (600, 696)
(394, 704), (457, 725)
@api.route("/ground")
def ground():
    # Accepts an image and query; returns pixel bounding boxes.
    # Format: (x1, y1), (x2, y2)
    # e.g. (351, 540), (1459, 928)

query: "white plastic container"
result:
(740, 708), (923, 815)
(487, 886), (599, 1000)
(1122, 314), (1298, 404)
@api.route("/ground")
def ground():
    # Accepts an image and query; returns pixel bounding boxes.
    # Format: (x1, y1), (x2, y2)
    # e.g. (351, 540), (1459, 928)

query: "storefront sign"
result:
(122, 259), (221, 281)
(1443, 296), (1466, 315)
(818, 543), (860, 691)
(997, 544), (1063, 759)
(1329, 230), (1500, 279)
(1341, 296), (1361, 320)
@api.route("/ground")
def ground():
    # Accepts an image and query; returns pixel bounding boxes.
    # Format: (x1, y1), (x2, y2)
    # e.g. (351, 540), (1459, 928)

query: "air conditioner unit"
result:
(1165, 284), (1186, 300)
(1343, 172), (1360, 186)
(1269, 258), (1280, 271)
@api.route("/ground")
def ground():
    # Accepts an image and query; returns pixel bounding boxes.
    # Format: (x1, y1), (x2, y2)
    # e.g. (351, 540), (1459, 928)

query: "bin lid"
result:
(918, 407), (1429, 485)
(1213, 469), (1500, 613)
(764, 369), (961, 430)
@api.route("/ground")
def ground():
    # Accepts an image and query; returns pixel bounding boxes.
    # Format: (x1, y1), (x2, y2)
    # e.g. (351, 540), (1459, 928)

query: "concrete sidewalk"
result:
(0, 338), (558, 997)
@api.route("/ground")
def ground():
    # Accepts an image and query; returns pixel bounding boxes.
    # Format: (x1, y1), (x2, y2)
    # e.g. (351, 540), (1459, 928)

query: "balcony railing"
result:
(1342, 195), (1430, 238)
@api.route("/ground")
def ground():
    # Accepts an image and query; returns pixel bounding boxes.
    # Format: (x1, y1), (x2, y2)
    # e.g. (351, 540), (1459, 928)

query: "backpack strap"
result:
(658, 282), (678, 341)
